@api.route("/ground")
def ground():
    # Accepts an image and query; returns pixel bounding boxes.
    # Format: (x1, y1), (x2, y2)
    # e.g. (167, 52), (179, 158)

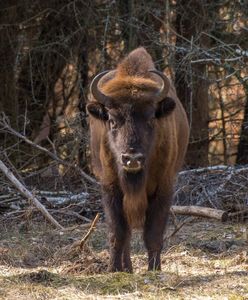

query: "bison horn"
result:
(149, 70), (170, 102)
(90, 70), (116, 105)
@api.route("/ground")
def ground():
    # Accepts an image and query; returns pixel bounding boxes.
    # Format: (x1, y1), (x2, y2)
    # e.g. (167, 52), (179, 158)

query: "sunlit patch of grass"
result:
(0, 269), (184, 299)
(0, 220), (248, 299)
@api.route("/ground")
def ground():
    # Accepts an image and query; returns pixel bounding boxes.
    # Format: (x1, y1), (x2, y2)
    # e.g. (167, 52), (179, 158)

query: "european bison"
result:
(87, 47), (189, 272)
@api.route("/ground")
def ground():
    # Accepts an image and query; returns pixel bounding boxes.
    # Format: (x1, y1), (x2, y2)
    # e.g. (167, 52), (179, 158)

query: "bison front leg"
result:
(108, 226), (132, 272)
(144, 189), (172, 271)
(122, 237), (132, 272)
(102, 185), (132, 272)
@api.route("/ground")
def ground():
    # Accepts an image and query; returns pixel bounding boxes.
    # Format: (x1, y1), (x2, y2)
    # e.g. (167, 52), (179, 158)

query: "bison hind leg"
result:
(144, 189), (172, 271)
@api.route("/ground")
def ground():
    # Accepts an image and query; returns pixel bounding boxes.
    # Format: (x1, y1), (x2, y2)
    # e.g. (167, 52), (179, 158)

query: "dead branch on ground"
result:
(166, 205), (228, 240)
(56, 213), (101, 260)
(67, 213), (100, 251)
(171, 205), (228, 222)
(78, 213), (100, 249)
(166, 216), (196, 240)
(175, 165), (248, 212)
(0, 160), (64, 230)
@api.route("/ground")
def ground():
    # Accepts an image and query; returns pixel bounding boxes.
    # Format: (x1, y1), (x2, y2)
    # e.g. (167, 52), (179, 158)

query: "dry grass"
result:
(0, 219), (248, 300)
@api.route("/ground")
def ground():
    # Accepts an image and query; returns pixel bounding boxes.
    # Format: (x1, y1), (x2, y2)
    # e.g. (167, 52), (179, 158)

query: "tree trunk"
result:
(118, 0), (165, 70)
(174, 0), (210, 167)
(237, 82), (248, 164)
(77, 36), (90, 169)
(0, 4), (20, 129)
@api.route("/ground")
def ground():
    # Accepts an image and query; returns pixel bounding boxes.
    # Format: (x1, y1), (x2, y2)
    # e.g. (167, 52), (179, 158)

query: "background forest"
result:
(0, 0), (248, 201)
(1, 2), (248, 299)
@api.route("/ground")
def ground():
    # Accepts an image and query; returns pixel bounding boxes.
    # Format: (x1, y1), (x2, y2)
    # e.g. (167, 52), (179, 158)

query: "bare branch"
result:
(0, 159), (64, 230)
(0, 116), (98, 185)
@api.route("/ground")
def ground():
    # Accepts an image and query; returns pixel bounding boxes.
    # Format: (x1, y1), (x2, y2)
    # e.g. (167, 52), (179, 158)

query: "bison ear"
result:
(155, 97), (176, 118)
(86, 103), (108, 121)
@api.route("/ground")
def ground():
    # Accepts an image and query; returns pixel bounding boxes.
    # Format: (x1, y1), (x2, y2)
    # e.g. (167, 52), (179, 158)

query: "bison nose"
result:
(121, 153), (144, 172)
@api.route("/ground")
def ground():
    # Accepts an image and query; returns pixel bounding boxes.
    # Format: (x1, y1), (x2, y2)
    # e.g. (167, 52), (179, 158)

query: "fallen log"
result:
(171, 205), (228, 222)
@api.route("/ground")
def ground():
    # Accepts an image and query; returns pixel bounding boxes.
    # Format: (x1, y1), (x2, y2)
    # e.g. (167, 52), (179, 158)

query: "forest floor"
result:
(0, 218), (248, 300)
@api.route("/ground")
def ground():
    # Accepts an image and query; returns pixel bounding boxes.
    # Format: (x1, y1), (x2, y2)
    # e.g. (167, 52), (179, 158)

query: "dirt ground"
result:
(0, 218), (247, 300)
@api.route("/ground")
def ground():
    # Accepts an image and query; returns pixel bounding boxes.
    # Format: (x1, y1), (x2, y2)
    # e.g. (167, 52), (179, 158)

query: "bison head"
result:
(87, 69), (176, 187)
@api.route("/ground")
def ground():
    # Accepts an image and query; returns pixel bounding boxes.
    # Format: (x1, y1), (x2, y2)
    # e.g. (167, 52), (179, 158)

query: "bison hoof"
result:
(107, 266), (123, 272)
(107, 265), (133, 273)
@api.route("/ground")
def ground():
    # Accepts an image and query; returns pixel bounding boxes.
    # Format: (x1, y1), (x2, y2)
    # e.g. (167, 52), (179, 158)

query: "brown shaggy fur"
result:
(100, 47), (164, 102)
(87, 47), (189, 272)
(123, 190), (147, 228)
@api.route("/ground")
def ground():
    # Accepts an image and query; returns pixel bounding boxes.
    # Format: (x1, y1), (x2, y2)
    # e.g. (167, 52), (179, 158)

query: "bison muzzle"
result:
(87, 47), (189, 272)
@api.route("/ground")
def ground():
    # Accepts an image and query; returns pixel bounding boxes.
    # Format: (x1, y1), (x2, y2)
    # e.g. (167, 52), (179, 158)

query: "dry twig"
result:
(166, 216), (196, 240)
(60, 213), (101, 259)
(67, 213), (100, 250)
(78, 213), (100, 249)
